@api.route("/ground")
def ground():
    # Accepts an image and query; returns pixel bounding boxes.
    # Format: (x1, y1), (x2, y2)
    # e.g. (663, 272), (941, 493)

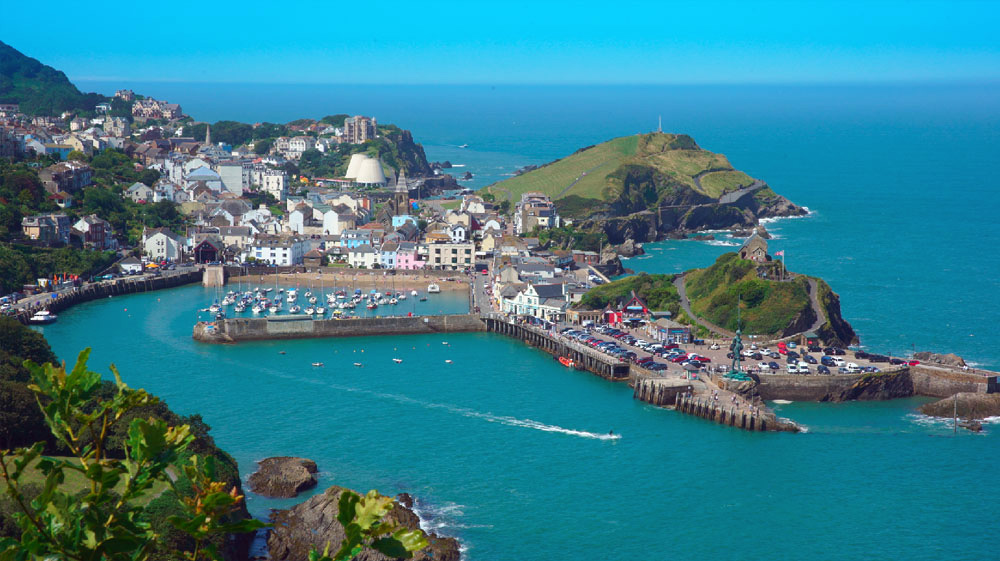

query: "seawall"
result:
(194, 314), (486, 343)
(755, 366), (992, 401)
(15, 270), (202, 324)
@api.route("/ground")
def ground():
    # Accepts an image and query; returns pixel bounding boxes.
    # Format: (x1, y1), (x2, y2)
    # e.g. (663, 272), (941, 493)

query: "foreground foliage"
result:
(0, 345), (429, 561)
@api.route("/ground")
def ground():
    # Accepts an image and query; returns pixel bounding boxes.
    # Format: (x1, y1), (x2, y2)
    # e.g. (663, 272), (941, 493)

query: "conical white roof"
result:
(356, 158), (387, 186)
(345, 153), (370, 179)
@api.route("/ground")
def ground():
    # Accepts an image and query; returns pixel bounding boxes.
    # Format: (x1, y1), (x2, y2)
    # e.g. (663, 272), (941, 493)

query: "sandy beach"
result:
(229, 269), (469, 292)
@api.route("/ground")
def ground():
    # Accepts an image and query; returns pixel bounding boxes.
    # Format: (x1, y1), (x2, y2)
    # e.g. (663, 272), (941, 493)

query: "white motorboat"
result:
(289, 305), (301, 314)
(316, 306), (326, 315)
(427, 283), (441, 293)
(252, 304), (263, 314)
(309, 296), (317, 304)
(410, 290), (418, 296)
(304, 306), (315, 315)
(29, 310), (57, 324)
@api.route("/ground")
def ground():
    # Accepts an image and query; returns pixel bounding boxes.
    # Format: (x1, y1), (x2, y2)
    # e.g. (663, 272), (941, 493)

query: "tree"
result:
(320, 114), (349, 127)
(139, 168), (161, 187)
(0, 349), (429, 561)
(66, 150), (87, 162)
(253, 139), (273, 155)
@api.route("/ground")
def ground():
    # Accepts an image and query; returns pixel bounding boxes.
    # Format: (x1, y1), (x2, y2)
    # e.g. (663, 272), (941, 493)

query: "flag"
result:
(775, 250), (785, 257)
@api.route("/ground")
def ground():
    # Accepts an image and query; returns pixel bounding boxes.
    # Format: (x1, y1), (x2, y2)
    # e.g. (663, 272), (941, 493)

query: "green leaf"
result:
(336, 490), (360, 528)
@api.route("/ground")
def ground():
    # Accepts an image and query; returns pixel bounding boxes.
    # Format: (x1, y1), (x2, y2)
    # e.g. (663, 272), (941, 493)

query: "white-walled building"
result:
(246, 235), (305, 266)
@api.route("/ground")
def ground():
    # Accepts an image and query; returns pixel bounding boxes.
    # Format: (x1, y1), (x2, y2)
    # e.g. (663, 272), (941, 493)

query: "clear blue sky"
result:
(3, 0), (998, 84)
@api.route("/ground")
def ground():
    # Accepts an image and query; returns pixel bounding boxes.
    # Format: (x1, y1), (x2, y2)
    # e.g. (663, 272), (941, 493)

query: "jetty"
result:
(482, 315), (631, 380)
(194, 314), (485, 343)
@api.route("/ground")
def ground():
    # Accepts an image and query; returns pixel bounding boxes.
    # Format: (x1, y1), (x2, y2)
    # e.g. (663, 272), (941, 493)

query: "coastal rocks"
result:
(613, 239), (644, 258)
(430, 160), (452, 169)
(247, 457), (318, 498)
(460, 171), (473, 180)
(913, 351), (967, 368)
(599, 211), (659, 245)
(690, 233), (716, 241)
(918, 392), (1000, 420)
(267, 486), (460, 561)
(832, 371), (914, 401)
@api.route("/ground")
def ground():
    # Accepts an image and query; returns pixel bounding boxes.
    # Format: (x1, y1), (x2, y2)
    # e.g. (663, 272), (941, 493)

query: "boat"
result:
(367, 302), (377, 310)
(427, 283), (441, 293)
(316, 306), (326, 315)
(392, 358), (403, 364)
(558, 356), (575, 368)
(353, 362), (363, 367)
(304, 307), (315, 315)
(312, 362), (323, 367)
(419, 297), (427, 302)
(308, 296), (317, 304)
(411, 290), (418, 296)
(289, 305), (301, 314)
(445, 360), (453, 364)
(459, 143), (468, 148)
(28, 310), (57, 324)
(252, 304), (263, 314)
(389, 298), (398, 305)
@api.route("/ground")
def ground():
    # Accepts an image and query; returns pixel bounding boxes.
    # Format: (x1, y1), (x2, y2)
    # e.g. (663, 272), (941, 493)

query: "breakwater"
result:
(673, 393), (791, 432)
(193, 314), (485, 343)
(482, 316), (631, 381)
(14, 270), (202, 324)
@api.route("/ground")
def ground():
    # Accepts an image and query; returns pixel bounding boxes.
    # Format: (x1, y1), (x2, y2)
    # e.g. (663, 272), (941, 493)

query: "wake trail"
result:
(268, 368), (621, 441)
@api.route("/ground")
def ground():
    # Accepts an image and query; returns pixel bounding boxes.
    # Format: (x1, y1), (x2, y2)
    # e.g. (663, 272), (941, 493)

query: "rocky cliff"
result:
(831, 370), (914, 401)
(919, 392), (1000, 420)
(268, 486), (460, 561)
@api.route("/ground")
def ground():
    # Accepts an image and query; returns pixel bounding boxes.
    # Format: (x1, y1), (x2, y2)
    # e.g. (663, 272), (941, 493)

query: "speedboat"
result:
(367, 302), (378, 310)
(410, 290), (418, 296)
(252, 304), (263, 314)
(427, 283), (440, 293)
(304, 306), (315, 315)
(392, 358), (403, 364)
(308, 296), (317, 304)
(289, 305), (301, 314)
(389, 298), (398, 305)
(29, 310), (57, 324)
(316, 306), (326, 315)
(312, 362), (324, 367)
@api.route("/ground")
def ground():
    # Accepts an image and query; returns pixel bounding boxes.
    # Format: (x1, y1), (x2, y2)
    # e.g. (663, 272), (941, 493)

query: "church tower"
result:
(205, 124), (211, 145)
(393, 168), (409, 215)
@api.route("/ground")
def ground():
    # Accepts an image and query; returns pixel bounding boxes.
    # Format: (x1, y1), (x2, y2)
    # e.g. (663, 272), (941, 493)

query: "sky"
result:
(2, 0), (999, 84)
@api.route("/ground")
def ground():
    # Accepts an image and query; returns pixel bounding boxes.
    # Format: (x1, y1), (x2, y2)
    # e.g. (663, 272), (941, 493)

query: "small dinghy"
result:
(353, 362), (363, 367)
(312, 362), (324, 367)
(392, 358), (403, 364)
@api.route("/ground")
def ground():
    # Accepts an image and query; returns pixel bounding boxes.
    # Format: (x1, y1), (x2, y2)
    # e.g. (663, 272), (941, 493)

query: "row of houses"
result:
(21, 212), (116, 249)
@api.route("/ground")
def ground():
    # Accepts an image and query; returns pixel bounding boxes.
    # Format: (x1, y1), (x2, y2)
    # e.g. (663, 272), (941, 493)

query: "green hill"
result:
(685, 252), (811, 336)
(487, 132), (765, 218)
(0, 40), (108, 115)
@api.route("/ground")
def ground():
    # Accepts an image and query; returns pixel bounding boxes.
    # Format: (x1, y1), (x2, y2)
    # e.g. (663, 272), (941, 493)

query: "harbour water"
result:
(38, 282), (999, 561)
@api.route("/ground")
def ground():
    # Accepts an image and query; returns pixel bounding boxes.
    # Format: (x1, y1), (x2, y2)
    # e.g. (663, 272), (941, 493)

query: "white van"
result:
(845, 362), (861, 373)
(797, 361), (811, 373)
(832, 357), (846, 367)
(785, 363), (801, 374)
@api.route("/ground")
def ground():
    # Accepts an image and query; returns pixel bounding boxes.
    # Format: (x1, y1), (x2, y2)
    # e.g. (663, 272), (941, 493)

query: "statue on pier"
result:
(724, 297), (752, 381)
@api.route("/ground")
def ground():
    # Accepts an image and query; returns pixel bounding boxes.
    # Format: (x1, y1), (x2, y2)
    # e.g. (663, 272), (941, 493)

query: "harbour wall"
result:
(193, 314), (486, 343)
(673, 394), (793, 432)
(14, 270), (202, 324)
(482, 317), (631, 381)
(755, 367), (992, 401)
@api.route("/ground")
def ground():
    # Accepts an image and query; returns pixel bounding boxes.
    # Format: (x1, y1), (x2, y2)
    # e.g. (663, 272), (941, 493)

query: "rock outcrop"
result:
(831, 370), (914, 401)
(247, 457), (318, 498)
(913, 351), (967, 368)
(268, 486), (460, 561)
(918, 392), (1000, 420)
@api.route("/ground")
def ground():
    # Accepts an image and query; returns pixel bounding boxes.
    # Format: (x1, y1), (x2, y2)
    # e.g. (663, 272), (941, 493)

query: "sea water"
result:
(39, 283), (1000, 561)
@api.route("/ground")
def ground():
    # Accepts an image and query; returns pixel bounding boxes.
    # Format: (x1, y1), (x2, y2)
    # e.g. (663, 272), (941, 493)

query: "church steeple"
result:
(205, 124), (211, 145)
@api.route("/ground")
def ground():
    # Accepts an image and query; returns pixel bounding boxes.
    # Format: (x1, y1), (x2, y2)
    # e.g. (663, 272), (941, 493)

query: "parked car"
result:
(808, 345), (822, 353)
(768, 361), (780, 370)
(803, 355), (817, 364)
(845, 362), (861, 373)
(907, 360), (920, 366)
(817, 365), (831, 374)
(821, 356), (836, 366)
(889, 358), (906, 365)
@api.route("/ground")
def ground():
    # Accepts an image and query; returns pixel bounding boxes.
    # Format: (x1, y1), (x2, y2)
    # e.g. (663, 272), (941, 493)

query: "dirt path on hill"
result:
(673, 274), (735, 338)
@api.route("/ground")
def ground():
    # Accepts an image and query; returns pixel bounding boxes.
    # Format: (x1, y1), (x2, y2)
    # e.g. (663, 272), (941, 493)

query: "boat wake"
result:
(276, 370), (621, 441)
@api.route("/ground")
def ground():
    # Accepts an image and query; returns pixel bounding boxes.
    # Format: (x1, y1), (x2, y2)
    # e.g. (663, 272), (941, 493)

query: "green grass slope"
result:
(487, 133), (758, 210)
(684, 252), (811, 336)
(0, 40), (108, 116)
(575, 272), (681, 316)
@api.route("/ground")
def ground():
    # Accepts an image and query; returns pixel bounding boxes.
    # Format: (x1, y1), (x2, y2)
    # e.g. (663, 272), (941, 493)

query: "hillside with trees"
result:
(0, 40), (107, 116)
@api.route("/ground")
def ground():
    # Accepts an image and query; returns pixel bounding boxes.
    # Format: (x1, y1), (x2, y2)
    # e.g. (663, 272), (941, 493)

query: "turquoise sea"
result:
(57, 82), (1000, 559)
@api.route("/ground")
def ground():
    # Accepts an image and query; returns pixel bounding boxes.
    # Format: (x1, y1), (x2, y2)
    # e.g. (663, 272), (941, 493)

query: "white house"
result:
(448, 224), (468, 243)
(126, 182), (154, 203)
(348, 244), (379, 269)
(143, 228), (185, 262)
(503, 282), (567, 322)
(119, 256), (143, 274)
(263, 170), (288, 201)
(246, 235), (305, 266)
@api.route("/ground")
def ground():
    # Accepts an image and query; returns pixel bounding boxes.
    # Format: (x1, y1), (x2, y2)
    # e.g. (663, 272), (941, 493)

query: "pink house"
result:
(395, 242), (425, 270)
